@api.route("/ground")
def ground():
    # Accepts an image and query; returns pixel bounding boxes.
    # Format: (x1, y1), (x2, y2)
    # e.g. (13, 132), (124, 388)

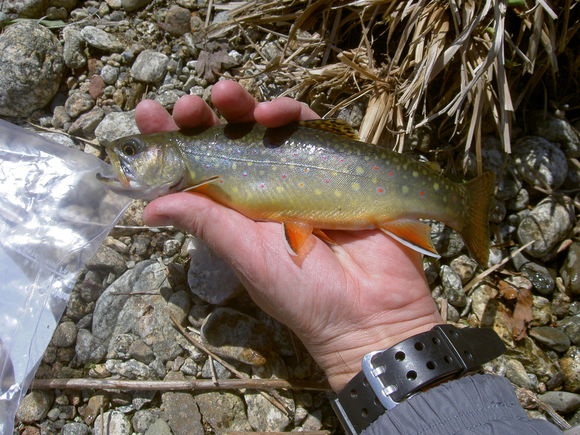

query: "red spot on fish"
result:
(419, 191), (425, 197)
(324, 179), (331, 184)
(242, 171), (248, 177)
(281, 174), (288, 179)
(387, 171), (394, 177)
(259, 183), (266, 189)
(377, 187), (385, 194)
(372, 165), (380, 171)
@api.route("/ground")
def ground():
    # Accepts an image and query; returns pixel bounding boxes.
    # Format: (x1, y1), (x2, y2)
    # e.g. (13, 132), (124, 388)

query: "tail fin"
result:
(460, 172), (496, 266)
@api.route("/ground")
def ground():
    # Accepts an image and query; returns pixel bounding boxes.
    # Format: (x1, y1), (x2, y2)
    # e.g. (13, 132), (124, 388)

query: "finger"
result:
(254, 97), (320, 127)
(173, 94), (220, 129)
(135, 100), (178, 133)
(211, 80), (258, 123)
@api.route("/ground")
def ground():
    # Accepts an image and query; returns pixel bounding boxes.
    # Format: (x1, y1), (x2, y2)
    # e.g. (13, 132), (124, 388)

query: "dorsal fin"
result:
(299, 119), (359, 140)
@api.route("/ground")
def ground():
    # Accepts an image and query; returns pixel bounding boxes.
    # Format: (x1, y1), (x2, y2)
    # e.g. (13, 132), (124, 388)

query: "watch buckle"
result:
(362, 350), (400, 410)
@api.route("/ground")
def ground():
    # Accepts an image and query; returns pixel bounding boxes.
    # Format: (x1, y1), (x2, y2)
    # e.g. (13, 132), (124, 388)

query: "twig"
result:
(31, 378), (329, 392)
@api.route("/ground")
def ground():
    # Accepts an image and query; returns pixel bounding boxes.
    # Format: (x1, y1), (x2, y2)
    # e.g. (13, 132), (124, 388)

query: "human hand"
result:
(137, 80), (443, 391)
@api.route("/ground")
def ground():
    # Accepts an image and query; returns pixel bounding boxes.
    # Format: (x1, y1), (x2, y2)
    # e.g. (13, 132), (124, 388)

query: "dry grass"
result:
(206, 0), (578, 170)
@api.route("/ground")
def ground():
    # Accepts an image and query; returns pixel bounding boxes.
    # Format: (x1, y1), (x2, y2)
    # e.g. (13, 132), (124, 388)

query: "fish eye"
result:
(121, 139), (139, 157)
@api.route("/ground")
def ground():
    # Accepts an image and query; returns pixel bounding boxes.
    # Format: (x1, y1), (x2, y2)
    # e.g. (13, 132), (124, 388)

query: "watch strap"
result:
(331, 324), (505, 434)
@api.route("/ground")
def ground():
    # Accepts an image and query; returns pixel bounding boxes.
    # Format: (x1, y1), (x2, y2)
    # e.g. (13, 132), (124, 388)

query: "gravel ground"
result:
(1, 1), (579, 434)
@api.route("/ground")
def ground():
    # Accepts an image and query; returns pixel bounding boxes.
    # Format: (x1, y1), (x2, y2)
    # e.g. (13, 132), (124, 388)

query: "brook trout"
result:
(99, 120), (495, 264)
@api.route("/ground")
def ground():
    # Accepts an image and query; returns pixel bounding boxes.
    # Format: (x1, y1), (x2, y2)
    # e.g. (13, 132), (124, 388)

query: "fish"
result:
(98, 120), (495, 264)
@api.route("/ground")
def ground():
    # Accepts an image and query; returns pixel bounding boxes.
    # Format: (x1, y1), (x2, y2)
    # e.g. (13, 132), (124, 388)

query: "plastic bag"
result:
(0, 119), (130, 434)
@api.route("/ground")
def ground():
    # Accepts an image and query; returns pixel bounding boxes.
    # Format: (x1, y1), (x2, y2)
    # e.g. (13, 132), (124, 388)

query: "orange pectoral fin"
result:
(313, 229), (336, 246)
(182, 175), (222, 193)
(379, 220), (440, 258)
(283, 222), (314, 256)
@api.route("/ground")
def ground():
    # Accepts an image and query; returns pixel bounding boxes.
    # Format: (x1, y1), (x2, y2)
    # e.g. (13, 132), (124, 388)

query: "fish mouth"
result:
(97, 170), (185, 200)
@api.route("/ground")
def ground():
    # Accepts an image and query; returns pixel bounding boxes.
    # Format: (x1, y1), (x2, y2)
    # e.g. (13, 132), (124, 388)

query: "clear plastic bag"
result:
(0, 119), (130, 434)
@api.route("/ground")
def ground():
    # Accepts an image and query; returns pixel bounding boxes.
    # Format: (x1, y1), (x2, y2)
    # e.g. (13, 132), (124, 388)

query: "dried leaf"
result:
(511, 287), (533, 341)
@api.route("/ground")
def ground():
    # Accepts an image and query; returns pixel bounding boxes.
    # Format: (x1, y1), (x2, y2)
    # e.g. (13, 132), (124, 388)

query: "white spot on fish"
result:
(351, 182), (360, 191)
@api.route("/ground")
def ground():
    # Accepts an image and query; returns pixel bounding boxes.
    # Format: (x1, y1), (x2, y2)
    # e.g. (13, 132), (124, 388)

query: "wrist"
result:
(303, 313), (443, 392)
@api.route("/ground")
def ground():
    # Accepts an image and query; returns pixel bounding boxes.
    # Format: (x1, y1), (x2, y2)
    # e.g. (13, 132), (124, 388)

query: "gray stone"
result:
(61, 422), (90, 435)
(245, 389), (292, 432)
(121, 0), (151, 12)
(518, 261), (555, 296)
(80, 26), (123, 52)
(0, 22), (64, 117)
(201, 307), (271, 366)
(559, 315), (580, 346)
(440, 265), (467, 308)
(68, 106), (106, 139)
(86, 244), (127, 276)
(161, 372), (204, 435)
(144, 418), (173, 435)
(131, 408), (160, 433)
(505, 358), (537, 390)
(430, 222), (465, 259)
(561, 242), (580, 295)
(160, 5), (191, 36)
(530, 326), (571, 353)
(517, 198), (575, 258)
(95, 110), (140, 144)
(75, 329), (107, 364)
(187, 238), (243, 304)
(195, 392), (252, 432)
(200, 358), (232, 379)
(561, 347), (580, 393)
(62, 26), (87, 69)
(0, 0), (48, 18)
(449, 255), (478, 284)
(528, 111), (580, 158)
(16, 391), (54, 423)
(131, 50), (169, 83)
(129, 339), (156, 364)
(93, 410), (132, 435)
(101, 65), (120, 85)
(105, 358), (152, 379)
(51, 321), (77, 347)
(64, 92), (95, 118)
(538, 391), (580, 414)
(167, 290), (191, 324)
(513, 136), (568, 189)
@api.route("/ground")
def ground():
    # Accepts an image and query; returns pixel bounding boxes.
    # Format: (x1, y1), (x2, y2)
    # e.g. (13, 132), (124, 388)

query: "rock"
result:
(160, 5), (192, 35)
(65, 92), (95, 118)
(80, 26), (123, 52)
(132, 409), (161, 433)
(86, 244), (127, 276)
(0, 0), (48, 18)
(75, 328), (107, 364)
(16, 391), (54, 423)
(95, 110), (139, 143)
(105, 358), (151, 379)
(512, 136), (568, 189)
(51, 321), (77, 347)
(245, 388), (292, 432)
(68, 106), (105, 139)
(430, 222), (465, 259)
(561, 242), (580, 295)
(187, 238), (243, 304)
(469, 283), (498, 326)
(82, 395), (109, 425)
(93, 410), (132, 435)
(528, 111), (580, 158)
(560, 347), (580, 393)
(538, 391), (580, 414)
(130, 50), (169, 83)
(120, 0), (151, 12)
(195, 392), (252, 432)
(167, 290), (191, 324)
(100, 64), (120, 85)
(505, 358), (537, 390)
(128, 339), (156, 364)
(517, 198), (575, 258)
(518, 261), (555, 296)
(559, 315), (580, 346)
(161, 372), (204, 435)
(144, 418), (173, 435)
(62, 26), (87, 69)
(529, 326), (571, 353)
(439, 265), (467, 308)
(0, 22), (64, 117)
(201, 307), (271, 366)
(61, 422), (90, 435)
(449, 255), (478, 283)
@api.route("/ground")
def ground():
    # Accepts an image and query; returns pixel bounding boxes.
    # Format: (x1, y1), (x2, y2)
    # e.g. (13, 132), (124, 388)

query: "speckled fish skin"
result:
(103, 121), (495, 264)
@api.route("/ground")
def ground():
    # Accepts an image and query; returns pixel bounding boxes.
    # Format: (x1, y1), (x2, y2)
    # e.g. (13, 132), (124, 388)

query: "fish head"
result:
(98, 134), (189, 200)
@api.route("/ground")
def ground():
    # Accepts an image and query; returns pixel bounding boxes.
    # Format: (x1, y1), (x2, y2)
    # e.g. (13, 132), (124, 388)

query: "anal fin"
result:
(379, 220), (440, 258)
(283, 222), (314, 256)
